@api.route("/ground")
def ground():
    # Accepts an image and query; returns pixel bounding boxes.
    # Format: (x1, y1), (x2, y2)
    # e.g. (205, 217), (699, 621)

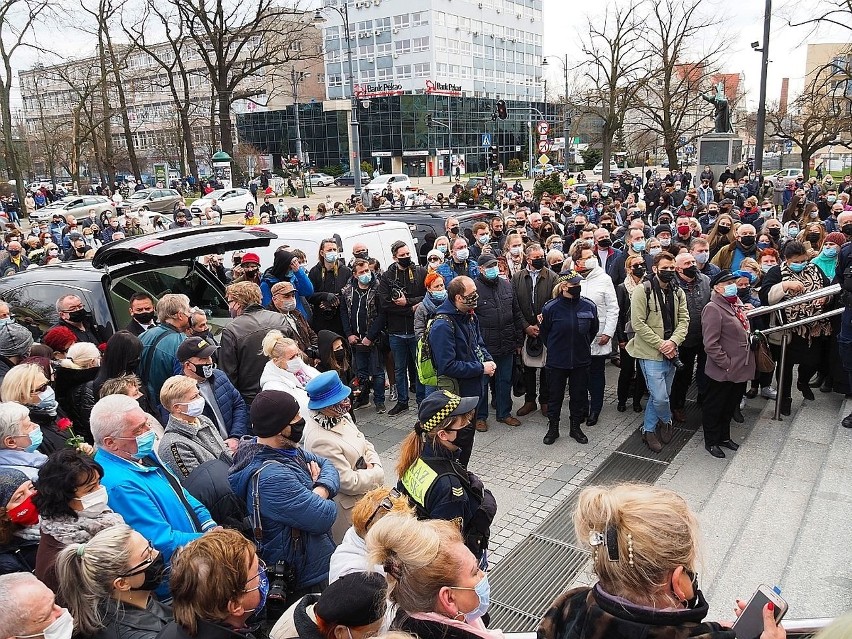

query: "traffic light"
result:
(497, 99), (507, 120)
(489, 148), (499, 169)
(491, 110), (498, 122)
(425, 114), (433, 127)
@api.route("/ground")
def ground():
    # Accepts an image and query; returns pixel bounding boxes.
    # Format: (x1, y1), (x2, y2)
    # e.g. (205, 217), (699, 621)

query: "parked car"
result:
(29, 196), (117, 223)
(190, 188), (256, 222)
(532, 165), (558, 177)
(593, 161), (620, 175)
(306, 173), (336, 187)
(0, 226), (277, 338)
(121, 188), (183, 215)
(361, 173), (412, 204)
(770, 167), (804, 186)
(334, 171), (371, 187)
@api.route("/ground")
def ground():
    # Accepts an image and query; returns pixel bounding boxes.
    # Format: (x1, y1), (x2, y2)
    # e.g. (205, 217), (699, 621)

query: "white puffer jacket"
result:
(579, 265), (620, 357)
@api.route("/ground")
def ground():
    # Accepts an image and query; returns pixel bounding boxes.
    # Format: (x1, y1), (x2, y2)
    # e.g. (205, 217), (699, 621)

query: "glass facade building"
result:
(236, 95), (548, 176)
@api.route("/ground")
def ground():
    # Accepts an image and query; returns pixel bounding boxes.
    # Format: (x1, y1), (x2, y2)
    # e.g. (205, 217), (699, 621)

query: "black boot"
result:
(543, 422), (560, 445)
(842, 412), (852, 428)
(569, 419), (588, 444)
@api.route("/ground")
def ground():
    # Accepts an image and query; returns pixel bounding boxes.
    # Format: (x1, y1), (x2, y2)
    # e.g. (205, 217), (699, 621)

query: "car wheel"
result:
(141, 206), (149, 211)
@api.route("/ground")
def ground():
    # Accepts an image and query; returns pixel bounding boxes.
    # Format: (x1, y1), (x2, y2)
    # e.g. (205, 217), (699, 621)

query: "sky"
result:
(541, 0), (850, 110)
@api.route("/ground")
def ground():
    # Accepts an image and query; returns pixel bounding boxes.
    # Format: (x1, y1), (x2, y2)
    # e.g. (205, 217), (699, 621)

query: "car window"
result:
(2, 284), (90, 337)
(67, 199), (86, 209)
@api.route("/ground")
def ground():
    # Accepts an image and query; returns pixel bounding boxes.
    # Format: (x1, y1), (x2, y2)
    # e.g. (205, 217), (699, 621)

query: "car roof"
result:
(346, 206), (493, 221)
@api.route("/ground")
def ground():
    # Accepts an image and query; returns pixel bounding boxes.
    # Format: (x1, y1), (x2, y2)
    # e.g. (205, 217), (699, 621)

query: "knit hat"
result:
(426, 249), (444, 263)
(250, 390), (300, 437)
(0, 467), (29, 507)
(314, 572), (388, 628)
(654, 224), (672, 237)
(0, 322), (33, 358)
(825, 232), (846, 246)
(424, 271), (442, 289)
(42, 325), (77, 352)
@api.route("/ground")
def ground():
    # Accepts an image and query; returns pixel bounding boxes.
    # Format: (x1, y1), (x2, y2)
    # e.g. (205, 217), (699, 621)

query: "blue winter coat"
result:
(260, 267), (314, 315)
(429, 300), (492, 397)
(228, 441), (340, 589)
(93, 449), (215, 563)
(209, 369), (250, 438)
(540, 295), (599, 370)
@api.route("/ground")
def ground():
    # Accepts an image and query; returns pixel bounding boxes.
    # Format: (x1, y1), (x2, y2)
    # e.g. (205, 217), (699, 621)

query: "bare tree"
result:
(633, 0), (727, 170)
(578, 0), (648, 182)
(174, 0), (320, 155)
(0, 0), (49, 207)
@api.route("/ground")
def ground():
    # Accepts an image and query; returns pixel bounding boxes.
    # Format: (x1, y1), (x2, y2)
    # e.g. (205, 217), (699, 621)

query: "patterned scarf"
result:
(731, 301), (750, 332)
(40, 509), (125, 545)
(780, 263), (831, 341)
(314, 413), (344, 431)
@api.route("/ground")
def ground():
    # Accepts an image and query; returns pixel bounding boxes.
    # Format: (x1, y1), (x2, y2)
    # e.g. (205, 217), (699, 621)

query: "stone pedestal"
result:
(697, 133), (743, 184)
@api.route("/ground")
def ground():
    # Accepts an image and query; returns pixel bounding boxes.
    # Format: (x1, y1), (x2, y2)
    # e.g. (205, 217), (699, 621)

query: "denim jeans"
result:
(638, 358), (676, 432)
(477, 353), (514, 420)
(389, 334), (422, 405)
(354, 347), (385, 404)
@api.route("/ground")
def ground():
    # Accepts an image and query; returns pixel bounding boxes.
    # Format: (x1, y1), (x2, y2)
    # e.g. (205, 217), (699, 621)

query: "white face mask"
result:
(180, 396), (206, 417)
(21, 609), (75, 639)
(286, 357), (303, 373)
(77, 485), (109, 514)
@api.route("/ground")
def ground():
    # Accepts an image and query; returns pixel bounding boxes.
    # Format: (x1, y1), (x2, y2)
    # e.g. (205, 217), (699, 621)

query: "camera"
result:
(390, 285), (406, 301)
(267, 560), (297, 601)
(669, 355), (685, 371)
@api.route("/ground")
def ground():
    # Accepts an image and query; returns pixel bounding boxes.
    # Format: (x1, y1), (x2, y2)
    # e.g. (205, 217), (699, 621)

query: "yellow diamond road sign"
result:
(538, 154), (550, 165)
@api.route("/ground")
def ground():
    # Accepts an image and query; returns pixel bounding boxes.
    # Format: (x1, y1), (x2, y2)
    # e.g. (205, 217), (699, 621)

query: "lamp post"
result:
(752, 0), (771, 173)
(314, 6), (363, 199)
(289, 66), (310, 197)
(542, 54), (570, 166)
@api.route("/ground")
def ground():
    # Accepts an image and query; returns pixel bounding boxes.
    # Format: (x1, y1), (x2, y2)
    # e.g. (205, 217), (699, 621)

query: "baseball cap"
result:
(176, 336), (218, 362)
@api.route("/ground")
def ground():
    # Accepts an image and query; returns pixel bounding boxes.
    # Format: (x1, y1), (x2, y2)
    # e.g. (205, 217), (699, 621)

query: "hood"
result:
(436, 298), (467, 317)
(317, 329), (343, 365)
(55, 364), (99, 386)
(229, 440), (297, 499)
(293, 595), (324, 639)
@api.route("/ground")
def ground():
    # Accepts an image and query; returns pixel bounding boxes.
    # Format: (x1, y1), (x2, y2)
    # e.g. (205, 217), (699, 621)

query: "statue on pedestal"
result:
(701, 82), (733, 134)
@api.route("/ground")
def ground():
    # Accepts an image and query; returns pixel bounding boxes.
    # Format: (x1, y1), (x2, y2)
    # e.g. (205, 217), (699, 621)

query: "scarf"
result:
(730, 301), (750, 333)
(314, 413), (344, 431)
(623, 274), (640, 296)
(40, 509), (125, 545)
(407, 611), (505, 639)
(780, 263), (831, 341)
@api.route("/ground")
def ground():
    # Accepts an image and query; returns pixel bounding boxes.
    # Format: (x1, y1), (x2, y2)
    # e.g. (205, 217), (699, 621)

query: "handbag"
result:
(752, 331), (775, 373)
(512, 354), (526, 397)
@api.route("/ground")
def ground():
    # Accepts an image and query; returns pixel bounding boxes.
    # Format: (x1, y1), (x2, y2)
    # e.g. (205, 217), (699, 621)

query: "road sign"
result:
(537, 121), (550, 136)
(481, 133), (492, 147)
(784, 140), (793, 152)
(538, 140), (551, 153)
(684, 145), (695, 155)
(539, 154), (550, 165)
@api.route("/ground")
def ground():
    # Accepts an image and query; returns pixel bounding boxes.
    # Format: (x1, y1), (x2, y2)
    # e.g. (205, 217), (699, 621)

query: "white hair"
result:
(0, 401), (31, 447)
(90, 394), (141, 445)
(67, 342), (101, 365)
(0, 572), (48, 637)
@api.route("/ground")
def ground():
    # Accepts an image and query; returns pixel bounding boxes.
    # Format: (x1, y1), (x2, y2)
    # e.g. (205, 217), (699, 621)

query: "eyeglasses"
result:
(364, 488), (402, 530)
(61, 304), (84, 313)
(120, 542), (155, 577)
(243, 558), (268, 593)
(32, 382), (49, 394)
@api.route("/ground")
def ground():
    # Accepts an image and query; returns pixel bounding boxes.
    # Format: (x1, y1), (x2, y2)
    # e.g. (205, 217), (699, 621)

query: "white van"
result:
(224, 219), (417, 272)
(361, 174), (412, 204)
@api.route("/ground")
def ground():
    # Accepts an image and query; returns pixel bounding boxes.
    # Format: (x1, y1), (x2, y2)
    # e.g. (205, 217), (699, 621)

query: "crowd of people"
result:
(0, 164), (849, 638)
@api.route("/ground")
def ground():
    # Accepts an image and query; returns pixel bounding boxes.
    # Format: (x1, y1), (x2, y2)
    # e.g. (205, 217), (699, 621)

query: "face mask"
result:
(285, 418), (306, 443)
(461, 292), (479, 308)
(509, 246), (522, 256)
(760, 264), (773, 273)
(563, 285), (581, 297)
(682, 265), (698, 278)
(244, 564), (269, 615)
(757, 241), (771, 250)
(437, 245), (448, 254)
(677, 224), (690, 236)
(76, 485), (109, 514)
(430, 290), (447, 302)
(806, 233), (820, 243)
(788, 261), (807, 273)
(397, 256), (412, 269)
(717, 225), (731, 235)
(530, 257), (545, 270)
(843, 224), (852, 236)
(739, 236), (756, 247)
(657, 269), (675, 283)
(357, 273), (372, 285)
(827, 196), (837, 203)
(8, 249), (20, 256)
(39, 609), (74, 639)
(768, 227), (781, 238)
(631, 265), (646, 278)
(550, 263), (562, 273)
(24, 426), (43, 453)
(581, 258), (596, 272)
(597, 238), (612, 249)
(133, 311), (156, 324)
(632, 241), (646, 253)
(477, 234), (490, 245)
(286, 357), (303, 373)
(454, 248), (469, 262)
(736, 287), (752, 301)
(323, 251), (339, 264)
(810, 211), (819, 219)
(484, 266), (499, 280)
(128, 552), (166, 591)
(67, 309), (87, 323)
(7, 493), (39, 526)
(281, 297), (297, 312)
(788, 228), (799, 238)
(596, 205), (604, 213)
(448, 226), (459, 235)
(353, 250), (369, 260)
(649, 248), (662, 257)
(180, 396), (206, 417)
(722, 283), (738, 299)
(35, 387), (58, 413)
(333, 349), (346, 364)
(132, 430), (156, 460)
(460, 574), (491, 623)
(660, 238), (671, 247)
(48, 249), (59, 257)
(707, 211), (718, 219)
(551, 243), (563, 252)
(823, 246), (838, 259)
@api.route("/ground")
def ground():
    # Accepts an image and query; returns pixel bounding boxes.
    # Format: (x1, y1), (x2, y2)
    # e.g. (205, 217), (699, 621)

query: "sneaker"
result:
(389, 387), (398, 402)
(739, 397), (746, 410)
(375, 403), (386, 414)
(760, 386), (777, 399)
(387, 402), (409, 416)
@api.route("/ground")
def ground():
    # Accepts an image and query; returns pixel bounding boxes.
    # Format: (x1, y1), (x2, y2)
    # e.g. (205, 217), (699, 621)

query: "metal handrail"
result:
(745, 283), (840, 318)
(759, 308), (843, 336)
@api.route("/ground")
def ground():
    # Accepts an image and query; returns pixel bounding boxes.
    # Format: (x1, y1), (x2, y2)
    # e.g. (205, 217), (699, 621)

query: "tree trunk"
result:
(97, 34), (116, 188)
(106, 34), (142, 182)
(0, 77), (25, 214)
(801, 150), (812, 180)
(179, 108), (199, 184)
(217, 86), (235, 155)
(601, 125), (614, 182)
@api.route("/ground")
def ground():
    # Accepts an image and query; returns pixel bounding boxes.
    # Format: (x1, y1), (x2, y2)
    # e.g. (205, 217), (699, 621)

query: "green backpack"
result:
(417, 313), (453, 386)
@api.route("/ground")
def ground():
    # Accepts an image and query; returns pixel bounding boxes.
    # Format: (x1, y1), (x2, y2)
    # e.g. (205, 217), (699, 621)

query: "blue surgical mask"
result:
(484, 266), (499, 280)
(25, 426), (43, 453)
(649, 248), (662, 257)
(460, 574), (491, 623)
(788, 261), (808, 273)
(723, 283), (738, 298)
(455, 248), (469, 261)
(430, 290), (447, 302)
(437, 245), (447, 254)
(757, 241), (771, 250)
(35, 387), (58, 414)
(244, 563), (269, 615)
(324, 251), (338, 263)
(132, 430), (156, 460)
(822, 246), (838, 259)
(761, 264), (774, 273)
(0, 318), (13, 326)
(632, 241), (646, 253)
(787, 228), (799, 238)
(357, 273), (372, 285)
(478, 234), (490, 245)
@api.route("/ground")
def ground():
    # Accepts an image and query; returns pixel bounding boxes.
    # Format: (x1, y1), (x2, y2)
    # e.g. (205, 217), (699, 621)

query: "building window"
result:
(435, 11), (445, 26)
(393, 14), (410, 29)
(396, 64), (412, 79)
(376, 42), (392, 55)
(378, 68), (392, 81)
(412, 36), (429, 52)
(411, 11), (428, 26)
(317, 74), (326, 83)
(357, 20), (373, 32)
(375, 16), (390, 30)
(414, 62), (430, 77)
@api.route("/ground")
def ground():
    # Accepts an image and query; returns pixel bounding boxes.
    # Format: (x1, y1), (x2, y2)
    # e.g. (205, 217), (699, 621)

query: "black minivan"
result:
(0, 226), (277, 338)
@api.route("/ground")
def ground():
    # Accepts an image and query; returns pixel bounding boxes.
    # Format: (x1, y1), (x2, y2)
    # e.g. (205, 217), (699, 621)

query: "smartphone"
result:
(732, 585), (788, 639)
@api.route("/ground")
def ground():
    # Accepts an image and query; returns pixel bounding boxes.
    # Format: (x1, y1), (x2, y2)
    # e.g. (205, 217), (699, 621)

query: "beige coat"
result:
(302, 415), (384, 543)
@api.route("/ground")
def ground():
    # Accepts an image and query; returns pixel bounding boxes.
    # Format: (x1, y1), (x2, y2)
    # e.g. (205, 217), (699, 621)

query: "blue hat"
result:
(305, 370), (352, 410)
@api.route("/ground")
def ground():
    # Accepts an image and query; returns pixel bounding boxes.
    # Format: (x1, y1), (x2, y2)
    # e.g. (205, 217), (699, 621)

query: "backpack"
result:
(417, 313), (453, 386)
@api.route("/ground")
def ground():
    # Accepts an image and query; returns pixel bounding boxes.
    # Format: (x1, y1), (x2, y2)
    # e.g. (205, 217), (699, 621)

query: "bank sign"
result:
(425, 80), (463, 96)
(354, 82), (404, 98)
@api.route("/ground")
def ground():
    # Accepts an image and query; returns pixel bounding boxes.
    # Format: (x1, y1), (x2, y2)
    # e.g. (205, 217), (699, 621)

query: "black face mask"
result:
(563, 285), (581, 297)
(126, 552), (166, 591)
(768, 228), (781, 238)
(448, 226), (459, 235)
(806, 233), (820, 243)
(739, 236), (756, 247)
(353, 251), (369, 260)
(657, 269), (676, 283)
(493, 229), (503, 238)
(530, 257), (545, 270)
(550, 263), (562, 273)
(717, 225), (731, 235)
(286, 418), (306, 443)
(397, 256), (412, 269)
(631, 265), (647, 278)
(333, 349), (346, 363)
(67, 309), (87, 323)
(602, 224), (613, 231)
(133, 311), (156, 324)
(843, 224), (852, 236)
(737, 287), (751, 300)
(598, 238), (612, 249)
(682, 265), (698, 278)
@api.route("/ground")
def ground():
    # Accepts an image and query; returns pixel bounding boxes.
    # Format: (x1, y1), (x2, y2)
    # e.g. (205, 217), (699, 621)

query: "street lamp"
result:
(289, 66), (310, 195)
(314, 6), (363, 199)
(752, 0), (771, 173)
(542, 54), (571, 165)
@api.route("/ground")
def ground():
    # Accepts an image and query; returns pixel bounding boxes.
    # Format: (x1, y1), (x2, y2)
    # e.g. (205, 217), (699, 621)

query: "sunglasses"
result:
(32, 382), (49, 394)
(365, 488), (402, 530)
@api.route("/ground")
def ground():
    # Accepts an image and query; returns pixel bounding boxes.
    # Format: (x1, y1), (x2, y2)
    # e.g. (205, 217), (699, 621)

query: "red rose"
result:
(57, 417), (73, 431)
(98, 342), (107, 352)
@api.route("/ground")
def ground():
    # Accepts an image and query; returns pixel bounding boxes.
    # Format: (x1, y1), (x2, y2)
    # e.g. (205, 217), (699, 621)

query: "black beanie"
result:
(314, 572), (387, 628)
(250, 390), (300, 437)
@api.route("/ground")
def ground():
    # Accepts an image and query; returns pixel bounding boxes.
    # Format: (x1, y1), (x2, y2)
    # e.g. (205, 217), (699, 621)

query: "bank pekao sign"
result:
(354, 82), (404, 98)
(425, 80), (462, 96)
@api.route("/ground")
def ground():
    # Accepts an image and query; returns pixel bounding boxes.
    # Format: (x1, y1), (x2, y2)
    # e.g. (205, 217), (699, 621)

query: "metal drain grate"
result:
(616, 426), (694, 463)
(585, 452), (668, 485)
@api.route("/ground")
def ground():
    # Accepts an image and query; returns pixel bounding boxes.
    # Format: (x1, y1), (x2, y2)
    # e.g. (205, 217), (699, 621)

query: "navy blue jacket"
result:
(429, 299), (493, 397)
(208, 369), (250, 438)
(540, 295), (599, 370)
